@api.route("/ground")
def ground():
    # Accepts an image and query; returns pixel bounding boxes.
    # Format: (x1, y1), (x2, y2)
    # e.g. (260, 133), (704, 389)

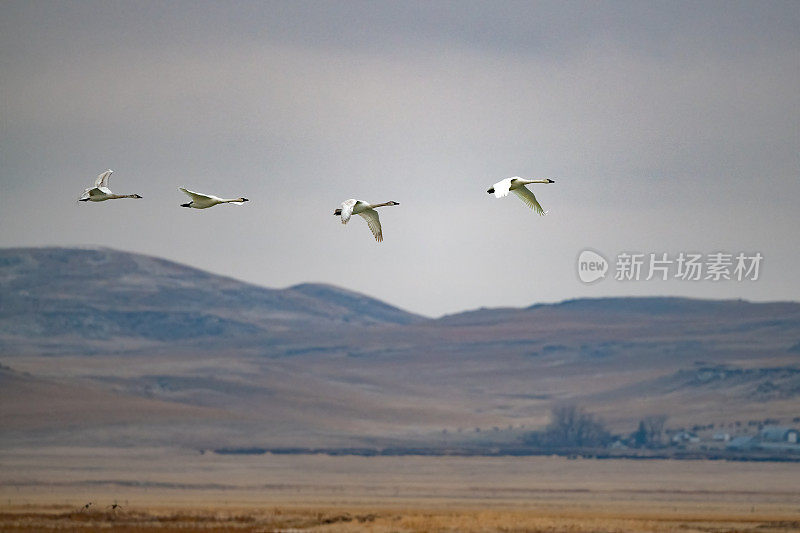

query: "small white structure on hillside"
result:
(671, 431), (700, 444)
(760, 426), (799, 443)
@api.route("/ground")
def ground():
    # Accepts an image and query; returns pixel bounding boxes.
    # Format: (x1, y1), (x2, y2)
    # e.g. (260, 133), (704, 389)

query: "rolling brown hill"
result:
(0, 247), (421, 355)
(1, 247), (798, 450)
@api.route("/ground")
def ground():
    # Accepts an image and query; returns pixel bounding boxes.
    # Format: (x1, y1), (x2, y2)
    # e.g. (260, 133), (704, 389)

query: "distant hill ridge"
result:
(1, 246), (799, 350)
(530, 297), (800, 314)
(0, 247), (421, 348)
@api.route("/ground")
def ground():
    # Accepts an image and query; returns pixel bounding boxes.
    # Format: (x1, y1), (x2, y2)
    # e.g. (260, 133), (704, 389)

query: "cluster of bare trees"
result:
(631, 414), (667, 447)
(523, 404), (611, 448)
(523, 405), (668, 450)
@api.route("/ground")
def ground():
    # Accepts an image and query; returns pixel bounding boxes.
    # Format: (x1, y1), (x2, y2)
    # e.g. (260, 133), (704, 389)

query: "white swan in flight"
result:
(78, 169), (142, 202)
(334, 199), (399, 242)
(487, 177), (554, 215)
(179, 188), (249, 209)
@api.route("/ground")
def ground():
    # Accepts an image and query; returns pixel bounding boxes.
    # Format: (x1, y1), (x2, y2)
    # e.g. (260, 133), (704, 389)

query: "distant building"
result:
(760, 426), (799, 443)
(727, 427), (800, 452)
(671, 431), (700, 444)
(712, 432), (730, 442)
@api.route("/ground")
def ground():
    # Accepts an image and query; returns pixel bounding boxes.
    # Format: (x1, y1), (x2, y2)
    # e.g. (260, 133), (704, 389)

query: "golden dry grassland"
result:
(2, 448), (799, 532)
(1, 504), (799, 532)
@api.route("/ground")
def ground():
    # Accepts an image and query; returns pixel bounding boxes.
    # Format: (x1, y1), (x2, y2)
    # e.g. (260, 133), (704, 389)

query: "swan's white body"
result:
(179, 188), (249, 209)
(334, 199), (399, 242)
(487, 177), (554, 215)
(79, 170), (142, 202)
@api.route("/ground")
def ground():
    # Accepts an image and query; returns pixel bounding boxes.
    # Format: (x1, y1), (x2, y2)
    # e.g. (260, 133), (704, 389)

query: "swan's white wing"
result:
(493, 178), (513, 198)
(339, 199), (357, 224)
(79, 187), (110, 201)
(85, 187), (108, 198)
(357, 208), (383, 242)
(179, 188), (216, 202)
(94, 169), (113, 188)
(512, 185), (546, 215)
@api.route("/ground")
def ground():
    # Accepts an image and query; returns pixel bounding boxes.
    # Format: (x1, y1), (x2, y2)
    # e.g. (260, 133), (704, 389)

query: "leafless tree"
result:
(541, 404), (610, 447)
(643, 414), (668, 445)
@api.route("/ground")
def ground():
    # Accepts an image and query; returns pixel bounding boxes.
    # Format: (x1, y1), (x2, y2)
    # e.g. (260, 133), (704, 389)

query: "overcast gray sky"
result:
(1, 1), (798, 317)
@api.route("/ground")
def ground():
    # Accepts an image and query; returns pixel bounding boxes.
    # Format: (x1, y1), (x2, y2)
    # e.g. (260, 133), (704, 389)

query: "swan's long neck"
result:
(368, 201), (398, 208)
(222, 197), (247, 203)
(111, 194), (141, 199)
(519, 179), (553, 184)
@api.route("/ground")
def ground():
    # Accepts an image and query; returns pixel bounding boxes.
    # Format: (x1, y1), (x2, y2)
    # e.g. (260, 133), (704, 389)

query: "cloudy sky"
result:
(1, 1), (798, 317)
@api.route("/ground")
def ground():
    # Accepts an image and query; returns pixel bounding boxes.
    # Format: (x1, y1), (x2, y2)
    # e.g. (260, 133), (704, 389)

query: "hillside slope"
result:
(1, 247), (799, 449)
(0, 247), (420, 354)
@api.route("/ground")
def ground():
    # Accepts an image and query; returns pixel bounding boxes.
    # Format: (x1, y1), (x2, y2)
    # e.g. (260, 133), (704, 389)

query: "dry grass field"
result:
(2, 447), (799, 531)
(2, 504), (799, 532)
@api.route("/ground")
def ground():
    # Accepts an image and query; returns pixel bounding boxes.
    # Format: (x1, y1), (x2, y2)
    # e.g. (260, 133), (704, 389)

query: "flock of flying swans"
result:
(79, 169), (555, 241)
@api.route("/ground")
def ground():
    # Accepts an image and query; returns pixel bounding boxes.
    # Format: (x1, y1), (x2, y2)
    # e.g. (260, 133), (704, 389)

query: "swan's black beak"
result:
(180, 203), (191, 208)
(241, 198), (249, 202)
(333, 209), (342, 216)
(547, 179), (555, 183)
(487, 187), (495, 194)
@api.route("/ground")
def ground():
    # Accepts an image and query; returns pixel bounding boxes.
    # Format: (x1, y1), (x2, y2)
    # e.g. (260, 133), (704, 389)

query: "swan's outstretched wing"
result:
(339, 199), (358, 224)
(492, 178), (513, 198)
(512, 185), (546, 215)
(86, 187), (106, 198)
(357, 208), (383, 242)
(179, 188), (215, 202)
(94, 169), (113, 188)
